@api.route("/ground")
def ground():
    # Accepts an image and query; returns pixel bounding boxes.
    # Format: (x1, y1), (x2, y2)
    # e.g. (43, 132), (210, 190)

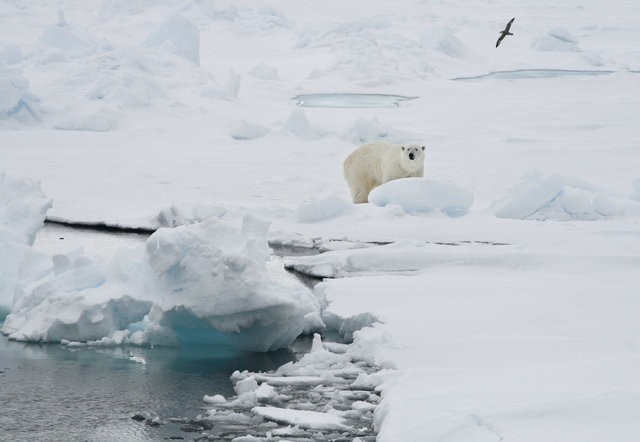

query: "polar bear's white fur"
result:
(343, 141), (426, 204)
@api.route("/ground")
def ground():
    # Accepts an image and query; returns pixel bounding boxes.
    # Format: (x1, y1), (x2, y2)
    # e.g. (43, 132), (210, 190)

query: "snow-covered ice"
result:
(2, 0), (640, 440)
(368, 177), (474, 216)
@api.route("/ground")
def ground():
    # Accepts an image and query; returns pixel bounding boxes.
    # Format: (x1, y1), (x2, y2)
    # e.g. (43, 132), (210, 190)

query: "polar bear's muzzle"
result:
(409, 152), (415, 160)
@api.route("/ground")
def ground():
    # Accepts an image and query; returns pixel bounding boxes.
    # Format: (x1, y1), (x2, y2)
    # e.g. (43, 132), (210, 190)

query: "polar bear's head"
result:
(399, 144), (426, 172)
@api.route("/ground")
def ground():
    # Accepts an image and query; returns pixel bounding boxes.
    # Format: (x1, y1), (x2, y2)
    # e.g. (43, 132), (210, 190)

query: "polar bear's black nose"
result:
(409, 152), (415, 160)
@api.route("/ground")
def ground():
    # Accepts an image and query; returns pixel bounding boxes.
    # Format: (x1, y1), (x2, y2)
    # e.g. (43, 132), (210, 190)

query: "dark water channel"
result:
(0, 335), (309, 441)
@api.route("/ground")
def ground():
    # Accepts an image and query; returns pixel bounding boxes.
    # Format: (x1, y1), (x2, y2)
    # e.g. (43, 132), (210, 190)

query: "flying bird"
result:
(496, 17), (515, 48)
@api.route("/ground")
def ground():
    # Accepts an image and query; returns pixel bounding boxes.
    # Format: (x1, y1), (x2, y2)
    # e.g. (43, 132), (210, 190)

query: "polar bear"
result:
(343, 141), (426, 203)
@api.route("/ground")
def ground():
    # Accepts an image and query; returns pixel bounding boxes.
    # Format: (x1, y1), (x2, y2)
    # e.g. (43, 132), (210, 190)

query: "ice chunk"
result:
(368, 177), (473, 216)
(282, 109), (318, 139)
(203, 394), (227, 404)
(0, 67), (30, 117)
(145, 14), (200, 65)
(255, 383), (277, 401)
(252, 406), (350, 430)
(52, 112), (112, 132)
(494, 174), (624, 221)
(342, 116), (396, 144)
(495, 174), (564, 219)
(593, 193), (615, 216)
(37, 25), (96, 58)
(230, 120), (270, 140)
(235, 376), (259, 395)
(560, 188), (592, 216)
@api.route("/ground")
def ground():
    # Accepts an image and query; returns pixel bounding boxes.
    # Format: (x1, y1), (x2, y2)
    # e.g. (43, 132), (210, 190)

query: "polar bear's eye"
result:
(422, 146), (425, 151)
(401, 146), (405, 151)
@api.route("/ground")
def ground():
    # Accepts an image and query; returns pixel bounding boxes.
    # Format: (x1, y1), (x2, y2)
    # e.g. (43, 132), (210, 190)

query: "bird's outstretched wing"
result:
(496, 34), (505, 47)
(504, 17), (515, 32)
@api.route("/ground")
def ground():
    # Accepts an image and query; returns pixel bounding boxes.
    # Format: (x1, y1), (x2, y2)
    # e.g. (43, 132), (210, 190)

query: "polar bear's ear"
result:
(421, 145), (425, 151)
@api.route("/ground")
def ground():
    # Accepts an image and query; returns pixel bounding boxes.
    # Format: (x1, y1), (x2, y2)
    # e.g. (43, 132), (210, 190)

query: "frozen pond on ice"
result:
(451, 68), (616, 81)
(293, 92), (417, 108)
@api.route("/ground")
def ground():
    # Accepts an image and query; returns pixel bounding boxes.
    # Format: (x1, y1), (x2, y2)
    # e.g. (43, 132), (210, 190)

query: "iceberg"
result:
(1, 185), (320, 351)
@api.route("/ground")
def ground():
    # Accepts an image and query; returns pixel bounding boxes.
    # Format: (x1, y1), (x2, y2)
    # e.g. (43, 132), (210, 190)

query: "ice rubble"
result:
(494, 173), (640, 220)
(193, 333), (385, 439)
(0, 184), (321, 350)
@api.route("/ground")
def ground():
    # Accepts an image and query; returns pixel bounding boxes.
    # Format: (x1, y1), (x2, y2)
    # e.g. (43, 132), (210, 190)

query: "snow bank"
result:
(144, 14), (200, 65)
(368, 178), (473, 216)
(2, 215), (320, 351)
(494, 173), (636, 220)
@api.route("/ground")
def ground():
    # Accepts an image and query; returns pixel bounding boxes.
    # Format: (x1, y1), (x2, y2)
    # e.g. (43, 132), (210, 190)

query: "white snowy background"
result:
(2, 0), (640, 440)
